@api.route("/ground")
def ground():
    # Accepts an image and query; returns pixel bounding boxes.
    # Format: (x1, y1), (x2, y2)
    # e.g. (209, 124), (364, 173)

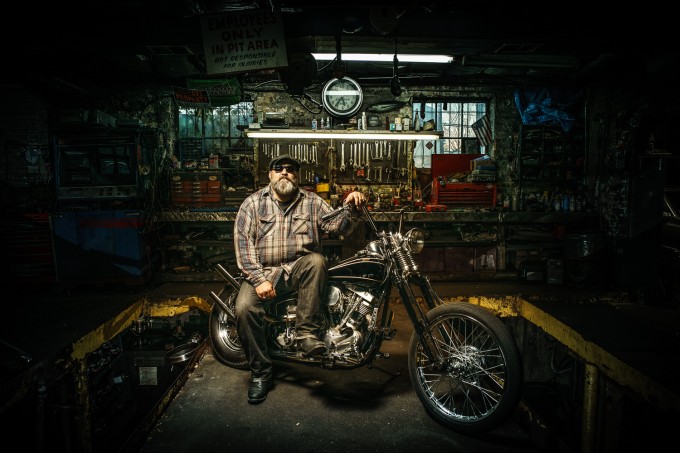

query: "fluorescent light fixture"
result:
(246, 130), (441, 141)
(312, 53), (454, 64)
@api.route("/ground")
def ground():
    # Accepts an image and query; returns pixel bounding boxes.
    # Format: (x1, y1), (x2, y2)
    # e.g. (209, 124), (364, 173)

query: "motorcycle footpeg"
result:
(383, 328), (397, 340)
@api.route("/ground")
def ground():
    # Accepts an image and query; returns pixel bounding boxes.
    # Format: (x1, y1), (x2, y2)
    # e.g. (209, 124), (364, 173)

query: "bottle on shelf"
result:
(543, 191), (551, 211)
(553, 194), (562, 212)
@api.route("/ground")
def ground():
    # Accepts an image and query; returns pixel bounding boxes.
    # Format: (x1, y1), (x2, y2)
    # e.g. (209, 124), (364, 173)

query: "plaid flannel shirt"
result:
(234, 185), (359, 287)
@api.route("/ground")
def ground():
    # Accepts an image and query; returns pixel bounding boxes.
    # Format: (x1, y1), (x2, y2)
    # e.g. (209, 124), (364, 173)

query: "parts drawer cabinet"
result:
(170, 171), (223, 207)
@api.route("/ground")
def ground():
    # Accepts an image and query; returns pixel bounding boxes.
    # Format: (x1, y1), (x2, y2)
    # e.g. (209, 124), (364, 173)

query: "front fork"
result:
(394, 270), (445, 364)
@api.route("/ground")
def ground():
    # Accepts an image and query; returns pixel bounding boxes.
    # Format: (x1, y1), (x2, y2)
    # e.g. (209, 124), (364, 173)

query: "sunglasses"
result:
(272, 164), (298, 173)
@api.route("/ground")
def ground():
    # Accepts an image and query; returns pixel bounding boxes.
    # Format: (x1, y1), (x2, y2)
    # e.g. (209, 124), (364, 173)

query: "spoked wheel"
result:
(408, 302), (523, 434)
(209, 286), (248, 370)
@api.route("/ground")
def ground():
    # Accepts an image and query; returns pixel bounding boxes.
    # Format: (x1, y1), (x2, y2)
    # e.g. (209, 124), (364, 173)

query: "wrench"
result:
(340, 141), (346, 172)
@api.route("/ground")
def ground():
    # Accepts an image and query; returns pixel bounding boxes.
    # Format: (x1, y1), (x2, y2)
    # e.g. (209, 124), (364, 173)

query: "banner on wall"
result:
(172, 87), (211, 108)
(200, 10), (288, 75)
(186, 77), (242, 106)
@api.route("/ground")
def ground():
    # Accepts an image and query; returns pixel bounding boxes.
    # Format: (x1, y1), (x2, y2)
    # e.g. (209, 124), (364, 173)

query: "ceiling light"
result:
(312, 53), (454, 64)
(246, 130), (441, 141)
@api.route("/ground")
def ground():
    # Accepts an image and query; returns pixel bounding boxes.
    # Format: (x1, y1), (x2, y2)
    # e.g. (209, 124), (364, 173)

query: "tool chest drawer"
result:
(170, 171), (223, 207)
(432, 182), (497, 206)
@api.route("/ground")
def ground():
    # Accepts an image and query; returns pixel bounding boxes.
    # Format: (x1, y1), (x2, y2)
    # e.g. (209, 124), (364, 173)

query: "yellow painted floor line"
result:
(71, 298), (145, 361)
(70, 293), (679, 417)
(466, 295), (680, 414)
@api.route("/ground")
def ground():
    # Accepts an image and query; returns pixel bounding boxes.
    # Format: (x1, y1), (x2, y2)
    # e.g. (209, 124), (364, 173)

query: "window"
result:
(412, 99), (490, 168)
(178, 102), (254, 159)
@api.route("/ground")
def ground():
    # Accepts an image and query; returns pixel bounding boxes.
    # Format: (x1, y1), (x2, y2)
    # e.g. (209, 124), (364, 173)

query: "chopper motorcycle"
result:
(208, 206), (523, 435)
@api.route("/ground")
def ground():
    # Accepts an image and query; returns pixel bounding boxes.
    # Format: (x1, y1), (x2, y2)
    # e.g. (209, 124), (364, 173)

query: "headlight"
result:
(405, 228), (426, 254)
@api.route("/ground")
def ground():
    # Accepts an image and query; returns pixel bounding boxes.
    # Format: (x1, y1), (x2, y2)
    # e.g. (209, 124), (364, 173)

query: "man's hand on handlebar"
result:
(344, 191), (366, 207)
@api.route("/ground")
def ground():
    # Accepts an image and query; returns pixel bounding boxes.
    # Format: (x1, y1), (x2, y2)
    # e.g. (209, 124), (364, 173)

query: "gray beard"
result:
(273, 178), (297, 198)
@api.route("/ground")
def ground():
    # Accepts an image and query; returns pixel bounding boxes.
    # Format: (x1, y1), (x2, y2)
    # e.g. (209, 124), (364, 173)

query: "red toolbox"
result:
(430, 154), (496, 206)
(432, 182), (497, 206)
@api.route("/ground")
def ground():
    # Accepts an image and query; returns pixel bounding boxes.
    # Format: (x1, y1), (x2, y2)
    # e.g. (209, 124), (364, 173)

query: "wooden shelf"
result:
(245, 128), (443, 140)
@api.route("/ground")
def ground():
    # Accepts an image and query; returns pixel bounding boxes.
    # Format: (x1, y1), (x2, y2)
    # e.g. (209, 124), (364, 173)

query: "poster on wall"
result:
(200, 10), (288, 75)
(186, 77), (242, 106)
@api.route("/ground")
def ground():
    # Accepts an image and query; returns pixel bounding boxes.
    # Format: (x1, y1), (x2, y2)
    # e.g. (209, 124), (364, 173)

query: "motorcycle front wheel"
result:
(408, 302), (523, 435)
(209, 286), (249, 370)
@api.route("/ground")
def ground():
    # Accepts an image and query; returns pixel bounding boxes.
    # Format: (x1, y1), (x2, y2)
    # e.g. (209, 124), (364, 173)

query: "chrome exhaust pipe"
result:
(215, 263), (241, 290)
(209, 291), (236, 321)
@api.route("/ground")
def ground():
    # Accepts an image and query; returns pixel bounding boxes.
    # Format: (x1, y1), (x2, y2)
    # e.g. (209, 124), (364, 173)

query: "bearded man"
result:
(233, 154), (365, 404)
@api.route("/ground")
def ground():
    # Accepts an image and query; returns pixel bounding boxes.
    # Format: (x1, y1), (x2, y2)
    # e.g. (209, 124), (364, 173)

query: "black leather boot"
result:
(248, 376), (272, 404)
(298, 337), (326, 356)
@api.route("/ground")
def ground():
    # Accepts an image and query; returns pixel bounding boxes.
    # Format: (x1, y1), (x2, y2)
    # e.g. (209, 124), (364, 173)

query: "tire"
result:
(209, 287), (249, 370)
(408, 302), (523, 435)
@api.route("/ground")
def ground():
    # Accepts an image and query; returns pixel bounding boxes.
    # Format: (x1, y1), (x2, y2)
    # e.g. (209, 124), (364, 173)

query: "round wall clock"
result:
(321, 76), (363, 118)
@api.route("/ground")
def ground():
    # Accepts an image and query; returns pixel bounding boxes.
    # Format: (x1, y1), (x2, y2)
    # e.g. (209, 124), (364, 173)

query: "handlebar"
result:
(321, 203), (407, 236)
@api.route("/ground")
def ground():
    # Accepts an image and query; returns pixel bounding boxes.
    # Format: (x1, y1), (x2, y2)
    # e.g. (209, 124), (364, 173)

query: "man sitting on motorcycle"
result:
(234, 154), (366, 404)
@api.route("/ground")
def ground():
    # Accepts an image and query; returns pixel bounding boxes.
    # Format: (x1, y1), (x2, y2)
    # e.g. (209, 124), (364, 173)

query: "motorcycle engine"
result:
(323, 283), (378, 356)
(272, 283), (379, 361)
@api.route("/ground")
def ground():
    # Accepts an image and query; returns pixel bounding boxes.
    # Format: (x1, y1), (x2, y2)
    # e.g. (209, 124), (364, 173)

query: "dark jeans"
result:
(235, 253), (328, 379)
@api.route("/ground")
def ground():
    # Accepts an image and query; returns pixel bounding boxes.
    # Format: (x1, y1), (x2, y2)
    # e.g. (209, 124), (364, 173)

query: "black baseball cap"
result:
(268, 154), (300, 170)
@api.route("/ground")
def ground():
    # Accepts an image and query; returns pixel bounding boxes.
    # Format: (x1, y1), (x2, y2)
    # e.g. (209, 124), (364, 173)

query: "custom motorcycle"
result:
(208, 206), (523, 434)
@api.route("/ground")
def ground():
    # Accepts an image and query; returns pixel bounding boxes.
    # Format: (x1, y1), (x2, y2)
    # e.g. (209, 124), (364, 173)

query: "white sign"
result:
(201, 10), (288, 75)
(138, 366), (158, 386)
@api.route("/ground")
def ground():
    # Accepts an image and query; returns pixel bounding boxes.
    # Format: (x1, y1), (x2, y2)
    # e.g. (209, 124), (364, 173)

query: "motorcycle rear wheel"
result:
(209, 287), (249, 370)
(408, 302), (523, 434)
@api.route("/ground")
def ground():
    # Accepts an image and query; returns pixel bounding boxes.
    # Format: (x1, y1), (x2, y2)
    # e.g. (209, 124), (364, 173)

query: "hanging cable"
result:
(333, 32), (346, 79)
(391, 40), (402, 97)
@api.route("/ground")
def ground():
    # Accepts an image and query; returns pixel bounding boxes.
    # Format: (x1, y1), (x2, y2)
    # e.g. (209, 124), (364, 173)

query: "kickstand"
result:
(367, 352), (401, 377)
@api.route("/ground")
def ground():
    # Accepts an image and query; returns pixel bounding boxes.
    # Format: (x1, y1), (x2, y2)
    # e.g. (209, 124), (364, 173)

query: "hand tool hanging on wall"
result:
(340, 141), (346, 172)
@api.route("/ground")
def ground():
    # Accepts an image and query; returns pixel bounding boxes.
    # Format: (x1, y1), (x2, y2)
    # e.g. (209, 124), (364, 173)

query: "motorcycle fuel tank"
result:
(328, 256), (387, 287)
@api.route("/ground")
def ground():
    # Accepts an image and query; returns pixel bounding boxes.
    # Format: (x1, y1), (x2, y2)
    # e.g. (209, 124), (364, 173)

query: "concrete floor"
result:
(139, 322), (540, 453)
(3, 280), (679, 453)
